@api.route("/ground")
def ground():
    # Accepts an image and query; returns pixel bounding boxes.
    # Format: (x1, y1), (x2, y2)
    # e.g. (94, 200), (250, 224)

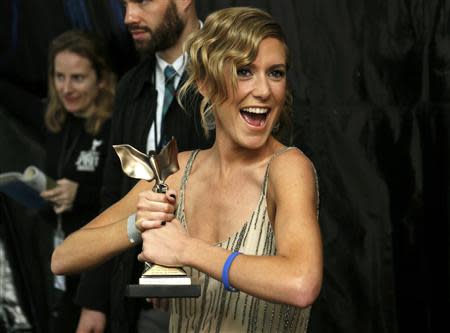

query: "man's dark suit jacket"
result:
(75, 55), (212, 333)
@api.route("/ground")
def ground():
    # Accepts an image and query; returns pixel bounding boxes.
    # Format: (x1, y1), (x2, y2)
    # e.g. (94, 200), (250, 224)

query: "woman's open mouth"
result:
(240, 107), (270, 127)
(64, 96), (79, 105)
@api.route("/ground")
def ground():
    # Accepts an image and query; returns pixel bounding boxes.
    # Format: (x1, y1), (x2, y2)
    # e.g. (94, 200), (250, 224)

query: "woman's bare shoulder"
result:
(266, 148), (319, 224)
(268, 147), (317, 192)
(271, 147), (314, 169)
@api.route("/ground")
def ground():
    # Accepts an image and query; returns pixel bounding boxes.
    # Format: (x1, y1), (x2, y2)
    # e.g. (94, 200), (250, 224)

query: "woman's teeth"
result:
(241, 107), (269, 114)
(240, 107), (270, 127)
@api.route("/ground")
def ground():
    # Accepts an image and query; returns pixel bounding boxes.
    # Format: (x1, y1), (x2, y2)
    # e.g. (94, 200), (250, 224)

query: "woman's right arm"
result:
(52, 149), (188, 276)
(51, 180), (151, 275)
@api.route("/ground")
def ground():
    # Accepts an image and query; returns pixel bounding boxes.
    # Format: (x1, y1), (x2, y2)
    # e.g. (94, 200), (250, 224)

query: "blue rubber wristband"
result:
(222, 251), (241, 292)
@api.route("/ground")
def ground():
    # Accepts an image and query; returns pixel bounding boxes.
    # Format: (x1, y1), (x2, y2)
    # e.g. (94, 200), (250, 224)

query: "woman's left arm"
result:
(138, 150), (322, 308)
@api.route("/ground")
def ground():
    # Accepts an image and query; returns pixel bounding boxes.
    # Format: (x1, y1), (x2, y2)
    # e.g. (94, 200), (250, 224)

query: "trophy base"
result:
(140, 264), (190, 285)
(125, 263), (201, 298)
(125, 284), (201, 298)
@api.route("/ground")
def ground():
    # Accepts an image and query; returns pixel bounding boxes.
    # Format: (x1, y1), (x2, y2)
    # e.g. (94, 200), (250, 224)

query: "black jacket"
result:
(43, 116), (111, 235)
(75, 56), (211, 333)
(43, 116), (111, 333)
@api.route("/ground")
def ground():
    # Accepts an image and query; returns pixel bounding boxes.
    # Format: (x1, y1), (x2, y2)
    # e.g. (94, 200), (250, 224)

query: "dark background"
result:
(1, 1), (449, 332)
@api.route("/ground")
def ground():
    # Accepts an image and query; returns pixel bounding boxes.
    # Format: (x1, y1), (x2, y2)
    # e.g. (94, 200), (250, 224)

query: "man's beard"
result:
(132, 2), (185, 57)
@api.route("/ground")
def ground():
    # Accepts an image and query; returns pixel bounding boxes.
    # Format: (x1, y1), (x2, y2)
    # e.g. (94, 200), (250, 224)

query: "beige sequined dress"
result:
(170, 149), (311, 333)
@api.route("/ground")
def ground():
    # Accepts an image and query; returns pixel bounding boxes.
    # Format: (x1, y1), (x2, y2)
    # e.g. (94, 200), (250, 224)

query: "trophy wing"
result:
(113, 144), (155, 181)
(156, 138), (180, 182)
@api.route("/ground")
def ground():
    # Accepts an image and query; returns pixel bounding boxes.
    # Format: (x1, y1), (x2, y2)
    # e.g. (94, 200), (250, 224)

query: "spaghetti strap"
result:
(180, 150), (200, 189)
(262, 146), (298, 196)
(177, 150), (199, 229)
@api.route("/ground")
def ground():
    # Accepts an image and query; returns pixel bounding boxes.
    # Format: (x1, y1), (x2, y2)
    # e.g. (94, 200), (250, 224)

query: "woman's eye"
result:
(237, 68), (252, 78)
(269, 69), (286, 79)
(73, 75), (85, 82)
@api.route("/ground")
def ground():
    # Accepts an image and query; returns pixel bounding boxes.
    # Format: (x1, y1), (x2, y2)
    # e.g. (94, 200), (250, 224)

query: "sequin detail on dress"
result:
(170, 148), (311, 333)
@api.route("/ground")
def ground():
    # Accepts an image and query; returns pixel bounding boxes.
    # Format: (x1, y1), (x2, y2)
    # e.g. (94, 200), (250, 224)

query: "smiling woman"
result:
(51, 8), (322, 333)
(53, 50), (102, 117)
(220, 37), (287, 148)
(40, 30), (117, 333)
(46, 30), (115, 136)
(180, 6), (292, 144)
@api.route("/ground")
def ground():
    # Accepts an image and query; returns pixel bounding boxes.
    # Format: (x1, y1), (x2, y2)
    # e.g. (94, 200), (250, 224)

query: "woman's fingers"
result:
(137, 199), (175, 214)
(165, 189), (177, 203)
(137, 218), (187, 266)
(138, 210), (174, 222)
(41, 179), (79, 207)
(137, 193), (175, 216)
(134, 189), (178, 231)
(138, 190), (177, 206)
(137, 219), (169, 230)
(41, 187), (61, 200)
(137, 252), (145, 262)
(136, 191), (176, 222)
(136, 208), (174, 232)
(140, 217), (174, 228)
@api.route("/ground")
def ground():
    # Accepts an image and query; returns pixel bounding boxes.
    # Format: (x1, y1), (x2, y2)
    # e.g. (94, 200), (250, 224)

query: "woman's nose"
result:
(62, 79), (72, 94)
(252, 75), (270, 100)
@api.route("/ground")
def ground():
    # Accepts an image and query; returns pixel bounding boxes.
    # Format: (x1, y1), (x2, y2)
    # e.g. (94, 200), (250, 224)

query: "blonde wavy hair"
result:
(46, 30), (116, 135)
(179, 7), (292, 138)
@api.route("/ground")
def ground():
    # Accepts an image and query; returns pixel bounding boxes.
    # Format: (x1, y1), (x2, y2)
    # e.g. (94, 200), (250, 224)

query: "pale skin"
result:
(41, 178), (79, 214)
(52, 37), (323, 308)
(41, 51), (104, 214)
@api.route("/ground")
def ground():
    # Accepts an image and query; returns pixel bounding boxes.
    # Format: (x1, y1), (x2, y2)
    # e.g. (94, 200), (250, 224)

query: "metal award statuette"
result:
(113, 138), (200, 298)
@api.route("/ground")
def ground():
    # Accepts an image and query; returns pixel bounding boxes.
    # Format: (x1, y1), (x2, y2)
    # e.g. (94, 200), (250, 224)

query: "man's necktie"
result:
(162, 65), (177, 119)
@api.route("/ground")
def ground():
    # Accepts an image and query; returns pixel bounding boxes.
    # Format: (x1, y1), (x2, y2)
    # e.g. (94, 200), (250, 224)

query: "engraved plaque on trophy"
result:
(113, 138), (200, 298)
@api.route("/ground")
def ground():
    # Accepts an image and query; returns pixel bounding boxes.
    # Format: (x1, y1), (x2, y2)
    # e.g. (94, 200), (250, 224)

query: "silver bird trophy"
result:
(114, 138), (200, 298)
